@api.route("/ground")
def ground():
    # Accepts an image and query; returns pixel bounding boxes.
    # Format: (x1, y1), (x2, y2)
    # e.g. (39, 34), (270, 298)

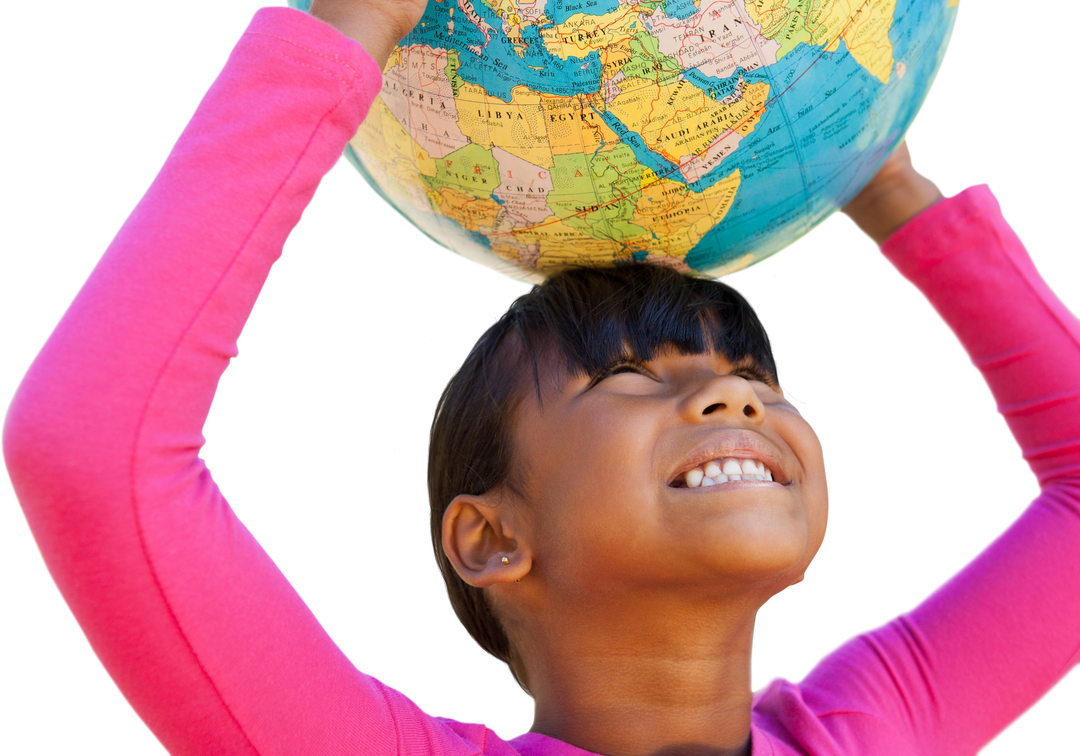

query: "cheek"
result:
(799, 412), (829, 477)
(807, 434), (829, 552)
(527, 427), (652, 557)
(785, 416), (829, 553)
(537, 399), (661, 496)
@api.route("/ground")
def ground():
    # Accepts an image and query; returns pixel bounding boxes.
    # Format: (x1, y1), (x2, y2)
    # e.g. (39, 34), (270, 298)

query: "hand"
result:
(309, 0), (427, 68)
(842, 141), (944, 246)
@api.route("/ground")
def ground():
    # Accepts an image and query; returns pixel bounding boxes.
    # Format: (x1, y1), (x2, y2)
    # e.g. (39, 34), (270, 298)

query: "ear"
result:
(442, 493), (531, 587)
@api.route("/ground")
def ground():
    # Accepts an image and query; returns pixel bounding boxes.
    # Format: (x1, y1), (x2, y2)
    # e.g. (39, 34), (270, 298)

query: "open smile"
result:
(665, 481), (786, 492)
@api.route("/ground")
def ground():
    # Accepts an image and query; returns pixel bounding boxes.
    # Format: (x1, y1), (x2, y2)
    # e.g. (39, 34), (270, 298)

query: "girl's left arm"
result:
(838, 141), (944, 247)
(803, 173), (1080, 751)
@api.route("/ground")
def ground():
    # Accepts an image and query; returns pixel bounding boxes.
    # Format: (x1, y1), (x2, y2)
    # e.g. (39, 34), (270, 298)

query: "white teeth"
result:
(678, 457), (778, 488)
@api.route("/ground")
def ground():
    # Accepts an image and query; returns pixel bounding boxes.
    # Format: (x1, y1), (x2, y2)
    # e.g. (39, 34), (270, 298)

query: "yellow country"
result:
(455, 82), (553, 168)
(541, 7), (642, 60)
(432, 186), (505, 233)
(541, 94), (621, 156)
(632, 169), (742, 259)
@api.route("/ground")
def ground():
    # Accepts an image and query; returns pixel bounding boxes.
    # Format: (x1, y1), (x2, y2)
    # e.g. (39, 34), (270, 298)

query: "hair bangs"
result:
(514, 266), (778, 387)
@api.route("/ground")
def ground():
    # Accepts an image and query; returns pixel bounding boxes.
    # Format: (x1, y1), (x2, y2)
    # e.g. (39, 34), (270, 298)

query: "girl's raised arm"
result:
(2, 6), (468, 755)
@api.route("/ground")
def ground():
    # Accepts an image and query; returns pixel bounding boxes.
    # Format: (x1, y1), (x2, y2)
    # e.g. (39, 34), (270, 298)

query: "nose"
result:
(686, 373), (764, 425)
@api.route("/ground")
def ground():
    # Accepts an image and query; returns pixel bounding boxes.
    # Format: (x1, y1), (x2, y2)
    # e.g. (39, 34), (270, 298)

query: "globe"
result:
(291, 0), (957, 281)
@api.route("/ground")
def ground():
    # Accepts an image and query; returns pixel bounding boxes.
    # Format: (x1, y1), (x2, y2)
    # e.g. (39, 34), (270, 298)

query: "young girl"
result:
(4, 1), (1079, 754)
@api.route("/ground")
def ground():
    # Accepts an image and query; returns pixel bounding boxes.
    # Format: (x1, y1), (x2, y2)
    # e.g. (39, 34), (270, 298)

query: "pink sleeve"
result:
(2, 8), (482, 755)
(798, 186), (1080, 753)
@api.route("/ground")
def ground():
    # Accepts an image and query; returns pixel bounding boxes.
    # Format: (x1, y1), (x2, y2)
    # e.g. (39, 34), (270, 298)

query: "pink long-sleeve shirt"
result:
(5, 8), (1080, 755)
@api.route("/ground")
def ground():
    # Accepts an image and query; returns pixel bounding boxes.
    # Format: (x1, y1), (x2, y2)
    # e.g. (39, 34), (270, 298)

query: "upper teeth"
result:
(676, 457), (774, 488)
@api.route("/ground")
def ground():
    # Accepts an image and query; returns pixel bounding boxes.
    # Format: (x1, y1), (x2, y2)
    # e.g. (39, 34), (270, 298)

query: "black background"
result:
(6, 2), (1071, 751)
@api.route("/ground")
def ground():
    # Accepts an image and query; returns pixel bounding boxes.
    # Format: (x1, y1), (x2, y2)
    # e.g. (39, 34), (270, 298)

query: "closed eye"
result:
(600, 360), (768, 384)
(588, 359), (654, 387)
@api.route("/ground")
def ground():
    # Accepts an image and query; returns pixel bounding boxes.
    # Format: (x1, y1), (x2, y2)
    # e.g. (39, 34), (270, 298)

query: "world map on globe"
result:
(292, 0), (957, 281)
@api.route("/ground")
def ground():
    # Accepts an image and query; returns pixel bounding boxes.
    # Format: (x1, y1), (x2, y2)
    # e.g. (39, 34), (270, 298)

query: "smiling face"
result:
(438, 319), (833, 756)
(510, 348), (828, 599)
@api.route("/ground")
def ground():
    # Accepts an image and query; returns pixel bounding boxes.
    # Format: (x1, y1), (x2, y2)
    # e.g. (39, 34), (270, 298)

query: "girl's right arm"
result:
(2, 6), (466, 755)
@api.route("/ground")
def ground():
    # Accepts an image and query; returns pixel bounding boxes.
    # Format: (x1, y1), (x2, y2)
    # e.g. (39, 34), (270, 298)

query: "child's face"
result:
(442, 339), (829, 604)
(509, 345), (829, 587)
